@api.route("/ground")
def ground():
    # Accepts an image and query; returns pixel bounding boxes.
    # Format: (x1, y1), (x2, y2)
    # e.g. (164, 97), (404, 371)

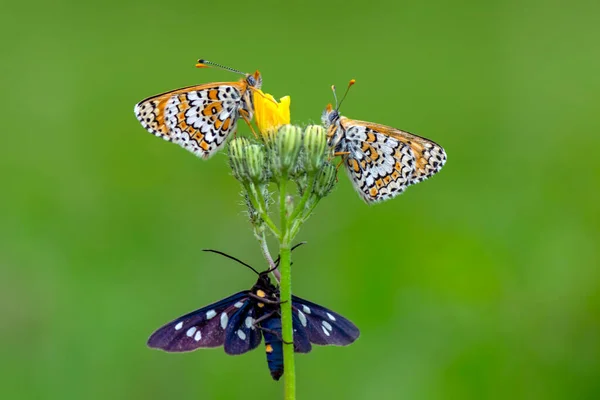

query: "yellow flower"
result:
(253, 89), (290, 140)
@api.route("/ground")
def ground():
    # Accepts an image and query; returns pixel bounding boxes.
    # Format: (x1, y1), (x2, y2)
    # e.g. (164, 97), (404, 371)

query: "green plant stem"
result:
(246, 183), (281, 238)
(278, 239), (295, 400)
(289, 197), (319, 240)
(279, 178), (288, 235)
(288, 173), (317, 222)
(256, 231), (280, 281)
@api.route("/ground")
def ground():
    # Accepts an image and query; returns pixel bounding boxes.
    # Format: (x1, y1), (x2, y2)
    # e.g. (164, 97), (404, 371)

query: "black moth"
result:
(147, 244), (360, 380)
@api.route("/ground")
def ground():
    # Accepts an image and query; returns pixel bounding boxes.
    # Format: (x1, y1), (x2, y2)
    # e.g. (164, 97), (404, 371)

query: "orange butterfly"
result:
(134, 60), (261, 159)
(322, 81), (447, 203)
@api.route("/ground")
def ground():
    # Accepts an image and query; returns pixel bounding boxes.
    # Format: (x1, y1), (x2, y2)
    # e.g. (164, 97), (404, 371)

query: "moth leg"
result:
(248, 293), (283, 305)
(252, 311), (279, 326)
(257, 326), (293, 345)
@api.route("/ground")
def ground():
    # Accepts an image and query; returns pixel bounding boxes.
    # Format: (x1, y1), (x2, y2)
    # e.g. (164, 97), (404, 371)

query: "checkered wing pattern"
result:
(338, 117), (446, 203)
(134, 81), (248, 159)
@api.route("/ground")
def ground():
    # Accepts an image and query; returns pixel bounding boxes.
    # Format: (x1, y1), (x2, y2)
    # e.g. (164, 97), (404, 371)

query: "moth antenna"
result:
(202, 249), (260, 275)
(291, 241), (308, 252)
(273, 241), (308, 267)
(337, 79), (356, 111)
(195, 59), (247, 76)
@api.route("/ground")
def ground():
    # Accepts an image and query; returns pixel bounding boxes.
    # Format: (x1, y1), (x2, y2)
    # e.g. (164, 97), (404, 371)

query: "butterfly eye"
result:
(247, 75), (256, 86)
(321, 109), (337, 126)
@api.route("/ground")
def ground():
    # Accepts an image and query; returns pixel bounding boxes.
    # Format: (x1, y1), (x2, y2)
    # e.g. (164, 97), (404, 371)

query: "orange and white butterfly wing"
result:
(338, 118), (446, 203)
(338, 119), (414, 202)
(134, 81), (248, 159)
(349, 120), (447, 184)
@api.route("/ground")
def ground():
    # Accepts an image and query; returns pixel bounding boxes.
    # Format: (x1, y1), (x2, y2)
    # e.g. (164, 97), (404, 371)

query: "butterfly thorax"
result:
(322, 107), (346, 154)
(238, 71), (262, 121)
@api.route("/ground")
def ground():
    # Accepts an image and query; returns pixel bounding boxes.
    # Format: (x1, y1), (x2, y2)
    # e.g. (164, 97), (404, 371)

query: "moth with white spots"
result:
(147, 246), (360, 381)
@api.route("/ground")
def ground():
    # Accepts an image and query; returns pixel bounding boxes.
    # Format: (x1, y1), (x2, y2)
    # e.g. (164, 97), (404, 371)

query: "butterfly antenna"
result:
(331, 85), (339, 109)
(202, 249), (261, 275)
(196, 59), (247, 76)
(337, 79), (356, 111)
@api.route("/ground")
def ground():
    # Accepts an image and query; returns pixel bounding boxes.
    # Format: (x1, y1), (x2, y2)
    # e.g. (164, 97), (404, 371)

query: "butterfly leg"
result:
(239, 109), (258, 139)
(333, 152), (350, 169)
(331, 152), (350, 181)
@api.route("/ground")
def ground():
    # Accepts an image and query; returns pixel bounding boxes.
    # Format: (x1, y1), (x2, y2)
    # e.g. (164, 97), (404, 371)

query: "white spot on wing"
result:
(245, 317), (254, 329)
(326, 312), (336, 321)
(237, 330), (247, 340)
(220, 312), (228, 329)
(174, 322), (183, 331)
(194, 330), (202, 341)
(206, 310), (216, 319)
(322, 321), (333, 331)
(186, 327), (197, 337)
(302, 305), (311, 314)
(234, 302), (244, 308)
(297, 310), (307, 327)
(322, 326), (331, 336)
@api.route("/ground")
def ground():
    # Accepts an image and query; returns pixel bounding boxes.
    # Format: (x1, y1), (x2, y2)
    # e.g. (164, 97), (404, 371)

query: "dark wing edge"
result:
(147, 291), (250, 352)
(292, 295), (360, 346)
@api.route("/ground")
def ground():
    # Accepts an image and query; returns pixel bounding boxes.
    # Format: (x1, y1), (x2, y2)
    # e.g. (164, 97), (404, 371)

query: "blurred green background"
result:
(2, 0), (599, 399)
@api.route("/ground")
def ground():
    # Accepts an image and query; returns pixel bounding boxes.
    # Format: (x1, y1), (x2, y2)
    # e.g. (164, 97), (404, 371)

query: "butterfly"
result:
(322, 80), (447, 203)
(134, 60), (262, 159)
(147, 245), (360, 381)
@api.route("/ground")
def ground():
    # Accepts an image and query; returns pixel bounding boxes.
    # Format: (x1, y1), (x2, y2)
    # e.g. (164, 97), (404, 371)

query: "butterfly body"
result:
(134, 70), (261, 159)
(148, 270), (359, 380)
(323, 105), (447, 203)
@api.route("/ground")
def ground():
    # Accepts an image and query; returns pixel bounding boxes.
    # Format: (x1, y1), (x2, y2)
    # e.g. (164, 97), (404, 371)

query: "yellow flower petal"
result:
(253, 89), (291, 140)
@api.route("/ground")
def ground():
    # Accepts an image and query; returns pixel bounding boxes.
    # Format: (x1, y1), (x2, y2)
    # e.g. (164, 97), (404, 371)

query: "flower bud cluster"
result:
(228, 138), (268, 184)
(229, 125), (334, 191)
(228, 124), (338, 229)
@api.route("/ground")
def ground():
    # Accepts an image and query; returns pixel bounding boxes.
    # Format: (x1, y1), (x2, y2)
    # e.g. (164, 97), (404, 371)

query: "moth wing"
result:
(147, 291), (249, 352)
(224, 302), (263, 355)
(292, 295), (360, 346)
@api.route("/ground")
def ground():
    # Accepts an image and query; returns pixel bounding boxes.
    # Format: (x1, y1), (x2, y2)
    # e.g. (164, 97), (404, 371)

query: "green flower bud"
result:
(303, 125), (327, 173)
(244, 144), (267, 183)
(228, 138), (267, 184)
(228, 138), (251, 183)
(313, 162), (338, 198)
(273, 124), (303, 177)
